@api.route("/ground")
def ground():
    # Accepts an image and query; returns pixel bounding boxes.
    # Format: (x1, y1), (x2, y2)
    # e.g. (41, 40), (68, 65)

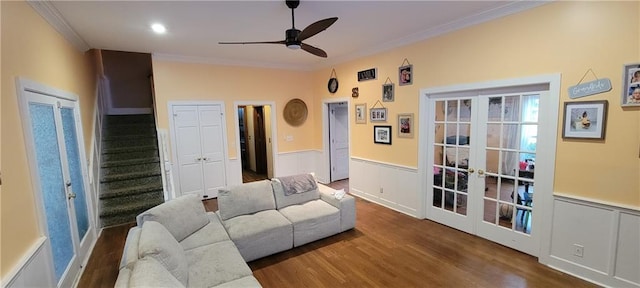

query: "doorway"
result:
(329, 102), (349, 182)
(18, 79), (95, 288)
(237, 104), (274, 183)
(420, 75), (560, 256)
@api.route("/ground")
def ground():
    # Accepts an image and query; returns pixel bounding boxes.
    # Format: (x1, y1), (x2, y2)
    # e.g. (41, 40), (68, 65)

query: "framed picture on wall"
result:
(374, 125), (392, 145)
(622, 62), (640, 106)
(399, 64), (413, 86)
(355, 103), (367, 124)
(397, 113), (414, 138)
(370, 107), (387, 122)
(562, 100), (608, 139)
(382, 84), (394, 102)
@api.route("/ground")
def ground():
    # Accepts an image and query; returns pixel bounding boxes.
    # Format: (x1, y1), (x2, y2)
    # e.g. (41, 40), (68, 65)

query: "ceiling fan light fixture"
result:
(287, 43), (301, 50)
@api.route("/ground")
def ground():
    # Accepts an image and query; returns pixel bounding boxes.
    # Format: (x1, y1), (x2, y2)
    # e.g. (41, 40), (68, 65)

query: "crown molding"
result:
(314, 1), (551, 70)
(152, 53), (313, 72)
(28, 0), (91, 52)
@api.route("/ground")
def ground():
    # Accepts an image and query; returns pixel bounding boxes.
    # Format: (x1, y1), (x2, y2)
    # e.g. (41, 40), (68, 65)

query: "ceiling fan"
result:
(218, 0), (338, 58)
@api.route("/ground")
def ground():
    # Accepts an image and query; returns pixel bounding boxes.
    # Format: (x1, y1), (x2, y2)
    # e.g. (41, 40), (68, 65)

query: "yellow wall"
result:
(152, 61), (316, 158)
(1, 1), (97, 278)
(311, 1), (639, 207)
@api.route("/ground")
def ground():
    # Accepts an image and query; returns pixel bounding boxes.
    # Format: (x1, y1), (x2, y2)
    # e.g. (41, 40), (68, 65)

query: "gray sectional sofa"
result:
(115, 173), (355, 287)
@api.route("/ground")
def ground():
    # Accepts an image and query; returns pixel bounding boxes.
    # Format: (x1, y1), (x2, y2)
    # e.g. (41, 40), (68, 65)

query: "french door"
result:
(427, 90), (546, 255)
(19, 82), (94, 287)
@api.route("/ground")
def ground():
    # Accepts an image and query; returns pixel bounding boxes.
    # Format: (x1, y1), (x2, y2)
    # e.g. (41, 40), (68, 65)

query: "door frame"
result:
(167, 101), (230, 199)
(418, 74), (560, 259)
(233, 101), (278, 181)
(16, 77), (97, 288)
(322, 97), (351, 184)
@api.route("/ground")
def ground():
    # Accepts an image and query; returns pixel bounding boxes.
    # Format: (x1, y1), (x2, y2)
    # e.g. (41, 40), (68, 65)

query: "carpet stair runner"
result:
(99, 114), (165, 227)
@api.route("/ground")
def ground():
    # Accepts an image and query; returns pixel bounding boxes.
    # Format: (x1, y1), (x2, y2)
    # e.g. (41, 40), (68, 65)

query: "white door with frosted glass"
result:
(172, 105), (226, 198)
(427, 93), (542, 255)
(330, 103), (349, 182)
(20, 88), (94, 288)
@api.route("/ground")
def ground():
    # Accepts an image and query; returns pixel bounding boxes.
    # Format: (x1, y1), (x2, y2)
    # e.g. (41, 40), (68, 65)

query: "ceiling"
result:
(39, 1), (546, 70)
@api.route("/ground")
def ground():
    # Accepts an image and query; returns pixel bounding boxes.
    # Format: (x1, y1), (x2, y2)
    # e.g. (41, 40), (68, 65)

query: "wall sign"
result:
(357, 68), (377, 82)
(568, 78), (612, 99)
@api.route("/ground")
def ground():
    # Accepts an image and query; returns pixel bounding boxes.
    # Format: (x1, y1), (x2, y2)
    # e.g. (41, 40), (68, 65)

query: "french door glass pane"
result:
(61, 107), (89, 240)
(483, 94), (538, 235)
(29, 103), (73, 282)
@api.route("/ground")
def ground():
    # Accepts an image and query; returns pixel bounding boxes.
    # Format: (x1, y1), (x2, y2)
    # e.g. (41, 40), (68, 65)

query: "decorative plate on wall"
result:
(283, 98), (308, 126)
(328, 77), (339, 93)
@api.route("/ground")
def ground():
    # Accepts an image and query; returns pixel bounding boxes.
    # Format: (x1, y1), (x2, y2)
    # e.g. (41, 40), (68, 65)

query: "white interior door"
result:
(475, 92), (543, 256)
(426, 89), (548, 256)
(171, 104), (227, 198)
(329, 103), (349, 182)
(428, 97), (477, 234)
(199, 105), (226, 197)
(173, 106), (205, 195)
(20, 88), (94, 288)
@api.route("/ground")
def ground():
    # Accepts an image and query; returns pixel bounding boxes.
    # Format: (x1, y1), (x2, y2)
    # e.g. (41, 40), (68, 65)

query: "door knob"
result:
(203, 157), (208, 161)
(478, 169), (485, 175)
(67, 192), (76, 199)
(65, 181), (72, 187)
(468, 168), (475, 173)
(196, 157), (202, 161)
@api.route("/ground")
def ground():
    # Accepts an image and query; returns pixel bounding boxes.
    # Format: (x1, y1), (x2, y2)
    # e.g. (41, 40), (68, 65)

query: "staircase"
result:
(99, 114), (165, 227)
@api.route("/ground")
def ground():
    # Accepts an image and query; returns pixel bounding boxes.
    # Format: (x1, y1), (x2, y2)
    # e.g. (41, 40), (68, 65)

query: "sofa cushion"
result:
(218, 180), (276, 221)
(136, 193), (209, 242)
(180, 212), (230, 251)
(318, 183), (356, 232)
(119, 227), (141, 270)
(278, 199), (341, 246)
(114, 267), (131, 288)
(129, 257), (185, 288)
(271, 174), (319, 209)
(213, 275), (262, 288)
(138, 221), (189, 286)
(220, 210), (293, 262)
(185, 240), (254, 287)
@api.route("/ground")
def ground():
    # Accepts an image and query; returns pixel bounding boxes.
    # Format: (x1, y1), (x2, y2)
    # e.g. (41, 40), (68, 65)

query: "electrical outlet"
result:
(573, 244), (584, 257)
(379, 187), (383, 193)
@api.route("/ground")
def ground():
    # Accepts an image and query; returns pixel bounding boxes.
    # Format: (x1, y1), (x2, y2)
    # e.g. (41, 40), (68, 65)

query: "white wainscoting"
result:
(227, 158), (242, 186)
(349, 157), (420, 217)
(275, 150), (317, 178)
(2, 238), (55, 288)
(547, 195), (640, 288)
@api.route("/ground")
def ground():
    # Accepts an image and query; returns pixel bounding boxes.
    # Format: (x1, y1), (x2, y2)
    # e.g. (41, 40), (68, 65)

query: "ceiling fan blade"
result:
(298, 17), (338, 41)
(218, 40), (286, 45)
(301, 43), (328, 58)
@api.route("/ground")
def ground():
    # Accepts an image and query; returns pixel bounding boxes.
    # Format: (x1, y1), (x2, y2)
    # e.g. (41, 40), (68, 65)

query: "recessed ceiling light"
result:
(151, 23), (166, 34)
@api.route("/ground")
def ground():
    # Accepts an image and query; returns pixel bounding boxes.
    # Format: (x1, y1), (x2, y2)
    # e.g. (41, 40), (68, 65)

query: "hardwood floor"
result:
(77, 179), (596, 288)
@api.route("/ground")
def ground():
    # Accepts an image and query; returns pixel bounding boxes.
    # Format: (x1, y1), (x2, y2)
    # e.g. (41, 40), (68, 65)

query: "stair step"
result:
(101, 175), (163, 191)
(101, 168), (161, 183)
(100, 189), (164, 212)
(103, 145), (158, 154)
(102, 156), (160, 168)
(102, 162), (160, 180)
(100, 182), (163, 199)
(104, 114), (155, 125)
(102, 134), (157, 141)
(102, 137), (158, 148)
(103, 149), (159, 162)
(103, 124), (156, 134)
(100, 195), (164, 217)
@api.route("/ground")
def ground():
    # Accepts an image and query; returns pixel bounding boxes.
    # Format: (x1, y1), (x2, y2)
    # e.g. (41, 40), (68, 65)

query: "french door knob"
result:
(478, 169), (485, 175)
(468, 168), (475, 173)
(196, 157), (202, 161)
(67, 192), (76, 199)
